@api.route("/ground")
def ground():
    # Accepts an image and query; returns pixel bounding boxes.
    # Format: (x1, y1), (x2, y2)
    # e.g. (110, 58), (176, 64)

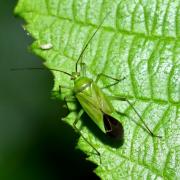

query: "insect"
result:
(12, 12), (161, 163)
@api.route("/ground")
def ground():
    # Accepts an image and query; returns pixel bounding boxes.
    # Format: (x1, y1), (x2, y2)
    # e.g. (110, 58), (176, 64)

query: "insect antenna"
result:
(75, 12), (110, 73)
(11, 67), (73, 77)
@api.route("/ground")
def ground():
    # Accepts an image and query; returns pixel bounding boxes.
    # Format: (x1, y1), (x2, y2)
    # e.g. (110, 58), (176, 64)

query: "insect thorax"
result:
(73, 77), (93, 94)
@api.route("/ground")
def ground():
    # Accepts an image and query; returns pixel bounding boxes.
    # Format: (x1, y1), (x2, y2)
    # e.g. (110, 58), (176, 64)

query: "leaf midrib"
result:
(19, 11), (179, 41)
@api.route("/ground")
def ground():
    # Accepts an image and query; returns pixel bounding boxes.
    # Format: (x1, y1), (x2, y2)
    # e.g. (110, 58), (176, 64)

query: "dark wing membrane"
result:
(103, 114), (124, 140)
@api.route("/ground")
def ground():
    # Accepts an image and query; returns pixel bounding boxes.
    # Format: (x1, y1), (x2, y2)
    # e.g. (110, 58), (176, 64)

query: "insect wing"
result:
(103, 113), (124, 140)
(76, 92), (106, 133)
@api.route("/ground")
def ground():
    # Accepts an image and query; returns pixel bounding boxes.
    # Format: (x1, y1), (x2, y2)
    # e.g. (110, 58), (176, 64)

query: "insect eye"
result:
(71, 72), (80, 79)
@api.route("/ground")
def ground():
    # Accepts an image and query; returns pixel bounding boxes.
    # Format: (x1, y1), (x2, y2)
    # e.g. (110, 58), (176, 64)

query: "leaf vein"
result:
(162, 0), (171, 36)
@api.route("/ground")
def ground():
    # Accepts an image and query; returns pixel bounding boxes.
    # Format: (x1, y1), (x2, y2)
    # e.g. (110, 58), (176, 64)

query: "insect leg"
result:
(73, 109), (101, 164)
(52, 85), (73, 99)
(58, 85), (72, 94)
(63, 95), (76, 111)
(109, 96), (162, 138)
(96, 73), (125, 89)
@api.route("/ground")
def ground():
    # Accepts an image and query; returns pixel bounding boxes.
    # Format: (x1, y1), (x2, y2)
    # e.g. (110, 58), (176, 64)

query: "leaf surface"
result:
(15, 0), (180, 179)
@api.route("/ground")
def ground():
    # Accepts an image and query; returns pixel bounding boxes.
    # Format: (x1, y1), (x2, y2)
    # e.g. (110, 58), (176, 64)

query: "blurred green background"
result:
(0, 1), (98, 179)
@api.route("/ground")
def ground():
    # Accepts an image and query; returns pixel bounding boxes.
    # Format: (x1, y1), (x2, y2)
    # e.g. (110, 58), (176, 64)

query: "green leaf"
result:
(15, 0), (180, 179)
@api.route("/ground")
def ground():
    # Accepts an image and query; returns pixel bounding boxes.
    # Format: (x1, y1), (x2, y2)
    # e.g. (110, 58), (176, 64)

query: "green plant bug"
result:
(11, 12), (161, 163)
